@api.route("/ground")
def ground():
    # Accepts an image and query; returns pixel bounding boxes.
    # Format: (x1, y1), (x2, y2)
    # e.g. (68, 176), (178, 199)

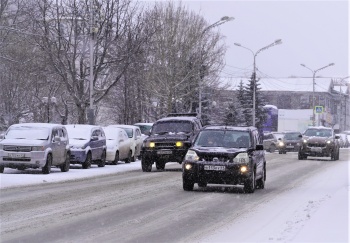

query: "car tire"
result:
(156, 161), (165, 170)
(112, 151), (119, 165)
(98, 150), (106, 167)
(256, 166), (265, 189)
(298, 152), (305, 160)
(183, 178), (194, 191)
(0, 165), (4, 173)
(269, 145), (276, 153)
(198, 182), (207, 188)
(130, 149), (136, 162)
(42, 154), (52, 174)
(141, 156), (152, 172)
(278, 150), (282, 154)
(82, 152), (92, 169)
(244, 170), (255, 193)
(336, 149), (340, 160)
(60, 152), (70, 172)
(331, 149), (337, 161)
(125, 151), (132, 163)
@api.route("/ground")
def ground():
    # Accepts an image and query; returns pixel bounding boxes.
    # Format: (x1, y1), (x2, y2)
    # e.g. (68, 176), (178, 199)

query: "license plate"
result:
(8, 153), (25, 158)
(286, 146), (294, 148)
(157, 150), (172, 155)
(204, 165), (226, 171)
(311, 147), (322, 152)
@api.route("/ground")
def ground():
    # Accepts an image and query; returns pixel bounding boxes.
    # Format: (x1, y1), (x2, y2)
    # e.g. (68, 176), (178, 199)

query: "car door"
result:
(51, 128), (63, 165)
(134, 128), (142, 157)
(118, 130), (130, 159)
(90, 128), (100, 160)
(253, 130), (264, 177)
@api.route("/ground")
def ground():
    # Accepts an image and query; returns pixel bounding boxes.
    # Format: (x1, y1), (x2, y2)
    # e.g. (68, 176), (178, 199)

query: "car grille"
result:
(154, 142), (177, 149)
(3, 157), (31, 161)
(308, 143), (326, 147)
(200, 155), (230, 163)
(3, 145), (32, 152)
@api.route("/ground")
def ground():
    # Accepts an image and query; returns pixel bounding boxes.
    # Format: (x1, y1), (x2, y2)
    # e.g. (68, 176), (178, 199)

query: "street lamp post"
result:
(42, 97), (57, 123)
(300, 63), (335, 126)
(198, 16), (234, 119)
(234, 39), (282, 127)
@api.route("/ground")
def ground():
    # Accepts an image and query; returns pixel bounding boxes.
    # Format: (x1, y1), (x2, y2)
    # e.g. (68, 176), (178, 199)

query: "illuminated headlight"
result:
(184, 163), (192, 170)
(303, 139), (308, 143)
(185, 150), (199, 161)
(326, 140), (331, 144)
(175, 141), (183, 147)
(233, 152), (249, 164)
(278, 142), (284, 147)
(240, 166), (248, 173)
(31, 146), (45, 151)
(143, 141), (155, 148)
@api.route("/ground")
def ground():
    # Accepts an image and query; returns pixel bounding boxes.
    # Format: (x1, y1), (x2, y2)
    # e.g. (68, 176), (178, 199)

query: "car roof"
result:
(134, 123), (153, 126)
(65, 124), (101, 129)
(306, 126), (332, 130)
(156, 116), (200, 122)
(202, 125), (257, 132)
(108, 124), (139, 129)
(9, 123), (63, 129)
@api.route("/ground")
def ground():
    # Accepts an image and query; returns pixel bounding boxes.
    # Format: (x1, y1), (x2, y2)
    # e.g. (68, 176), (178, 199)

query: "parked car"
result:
(141, 113), (203, 172)
(298, 126), (340, 160)
(133, 122), (153, 136)
(0, 123), (70, 174)
(335, 134), (345, 148)
(65, 125), (106, 169)
(107, 125), (143, 162)
(103, 126), (133, 164)
(263, 132), (284, 153)
(277, 131), (302, 154)
(182, 125), (266, 193)
(336, 133), (349, 148)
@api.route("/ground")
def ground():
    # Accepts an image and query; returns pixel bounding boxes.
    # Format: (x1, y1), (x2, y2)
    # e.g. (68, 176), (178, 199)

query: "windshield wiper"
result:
(73, 138), (86, 140)
(155, 132), (169, 135)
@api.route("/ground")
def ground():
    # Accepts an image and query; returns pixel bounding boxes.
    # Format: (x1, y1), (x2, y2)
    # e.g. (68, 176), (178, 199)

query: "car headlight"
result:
(326, 140), (331, 144)
(185, 150), (199, 161)
(31, 146), (45, 151)
(143, 141), (155, 148)
(175, 141), (183, 147)
(233, 152), (249, 164)
(278, 142), (284, 147)
(303, 139), (307, 143)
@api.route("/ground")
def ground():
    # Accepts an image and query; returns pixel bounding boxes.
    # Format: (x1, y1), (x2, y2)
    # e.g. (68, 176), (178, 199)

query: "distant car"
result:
(335, 134), (345, 148)
(103, 126), (133, 164)
(65, 125), (107, 168)
(0, 123), (70, 174)
(107, 125), (143, 162)
(182, 125), (266, 193)
(133, 122), (153, 136)
(277, 131), (302, 154)
(263, 132), (284, 153)
(336, 133), (349, 148)
(298, 126), (340, 160)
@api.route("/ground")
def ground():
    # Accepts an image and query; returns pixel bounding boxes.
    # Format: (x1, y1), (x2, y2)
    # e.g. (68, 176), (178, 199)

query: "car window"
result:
(305, 129), (332, 137)
(195, 130), (251, 148)
(152, 121), (193, 135)
(284, 133), (301, 140)
(6, 126), (50, 140)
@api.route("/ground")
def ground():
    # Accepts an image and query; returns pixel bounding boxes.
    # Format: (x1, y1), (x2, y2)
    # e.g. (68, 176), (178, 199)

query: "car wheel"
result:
(112, 151), (119, 165)
(269, 145), (276, 153)
(198, 182), (207, 188)
(124, 150), (132, 163)
(141, 156), (152, 172)
(298, 152), (304, 160)
(60, 152), (70, 172)
(156, 161), (165, 170)
(82, 152), (92, 169)
(183, 178), (194, 191)
(256, 166), (265, 189)
(98, 150), (106, 167)
(278, 150), (282, 154)
(0, 165), (4, 173)
(331, 149), (337, 161)
(336, 149), (340, 160)
(243, 170), (255, 193)
(130, 148), (136, 162)
(42, 154), (52, 174)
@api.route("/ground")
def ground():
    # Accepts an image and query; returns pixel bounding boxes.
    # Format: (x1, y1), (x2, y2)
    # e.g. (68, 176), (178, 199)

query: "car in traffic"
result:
(336, 133), (349, 148)
(182, 125), (266, 193)
(277, 131), (302, 154)
(263, 132), (284, 153)
(0, 123), (70, 174)
(65, 125), (107, 168)
(107, 125), (143, 162)
(298, 126), (340, 160)
(103, 126), (133, 164)
(141, 113), (203, 172)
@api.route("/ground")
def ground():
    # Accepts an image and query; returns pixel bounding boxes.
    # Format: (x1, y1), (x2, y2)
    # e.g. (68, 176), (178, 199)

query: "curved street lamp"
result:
(198, 16), (234, 119)
(234, 39), (282, 127)
(300, 63), (335, 126)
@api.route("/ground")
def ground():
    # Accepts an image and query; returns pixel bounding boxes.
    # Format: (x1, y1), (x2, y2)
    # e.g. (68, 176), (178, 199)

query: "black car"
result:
(277, 131), (302, 154)
(182, 125), (266, 193)
(298, 126), (340, 160)
(141, 113), (202, 172)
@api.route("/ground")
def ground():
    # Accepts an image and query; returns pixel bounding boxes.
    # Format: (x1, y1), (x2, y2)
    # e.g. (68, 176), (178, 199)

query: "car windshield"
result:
(151, 121), (192, 135)
(137, 125), (152, 135)
(273, 133), (284, 140)
(284, 133), (300, 140)
(103, 128), (118, 140)
(194, 130), (251, 148)
(304, 129), (332, 137)
(66, 127), (91, 140)
(5, 127), (50, 140)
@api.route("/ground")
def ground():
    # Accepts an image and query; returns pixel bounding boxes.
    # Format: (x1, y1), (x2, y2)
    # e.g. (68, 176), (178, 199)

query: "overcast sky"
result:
(150, 0), (349, 83)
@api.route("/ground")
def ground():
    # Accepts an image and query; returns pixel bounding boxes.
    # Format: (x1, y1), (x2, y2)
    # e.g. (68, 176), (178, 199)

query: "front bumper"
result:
(300, 145), (333, 157)
(182, 160), (252, 185)
(0, 150), (47, 169)
(141, 148), (188, 163)
(70, 149), (87, 163)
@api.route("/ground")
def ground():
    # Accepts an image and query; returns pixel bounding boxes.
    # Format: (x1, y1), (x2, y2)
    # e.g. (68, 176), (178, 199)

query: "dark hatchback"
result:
(182, 125), (266, 193)
(277, 131), (302, 154)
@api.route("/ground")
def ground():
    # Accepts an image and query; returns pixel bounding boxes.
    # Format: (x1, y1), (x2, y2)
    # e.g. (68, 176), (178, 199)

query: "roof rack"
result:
(166, 113), (198, 117)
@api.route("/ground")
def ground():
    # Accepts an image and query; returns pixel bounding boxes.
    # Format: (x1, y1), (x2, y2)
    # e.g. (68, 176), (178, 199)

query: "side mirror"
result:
(91, 136), (98, 141)
(278, 138), (282, 140)
(256, 144), (264, 150)
(335, 135), (340, 139)
(298, 134), (302, 138)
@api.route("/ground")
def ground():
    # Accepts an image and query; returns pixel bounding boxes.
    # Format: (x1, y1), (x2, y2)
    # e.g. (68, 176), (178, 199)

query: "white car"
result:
(107, 125), (142, 162)
(134, 122), (153, 142)
(103, 127), (133, 164)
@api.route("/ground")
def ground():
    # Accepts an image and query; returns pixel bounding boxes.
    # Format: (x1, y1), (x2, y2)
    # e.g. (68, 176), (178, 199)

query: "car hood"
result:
(69, 138), (88, 147)
(0, 139), (47, 146)
(303, 136), (332, 142)
(191, 146), (248, 159)
(147, 133), (190, 142)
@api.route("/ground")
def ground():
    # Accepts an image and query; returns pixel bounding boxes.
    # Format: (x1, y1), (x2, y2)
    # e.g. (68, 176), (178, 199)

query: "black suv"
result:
(298, 126), (340, 160)
(182, 125), (266, 193)
(141, 113), (202, 172)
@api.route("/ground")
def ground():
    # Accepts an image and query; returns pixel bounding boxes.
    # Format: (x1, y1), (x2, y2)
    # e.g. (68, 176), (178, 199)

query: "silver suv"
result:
(0, 123), (70, 174)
